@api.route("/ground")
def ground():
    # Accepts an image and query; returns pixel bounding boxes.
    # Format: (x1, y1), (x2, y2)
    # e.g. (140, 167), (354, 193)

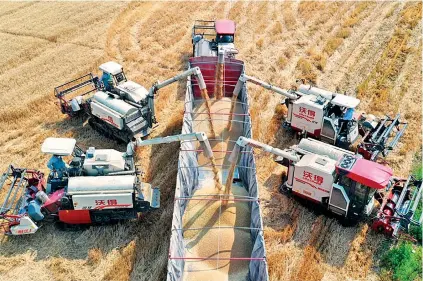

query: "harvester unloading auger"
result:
(55, 62), (211, 142)
(227, 75), (407, 160)
(0, 133), (215, 236)
(225, 136), (422, 238)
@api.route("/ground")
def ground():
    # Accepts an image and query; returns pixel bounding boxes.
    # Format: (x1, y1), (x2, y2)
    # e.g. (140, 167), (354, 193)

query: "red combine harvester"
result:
(228, 76), (407, 160)
(0, 138), (160, 235)
(0, 133), (214, 236)
(225, 137), (422, 237)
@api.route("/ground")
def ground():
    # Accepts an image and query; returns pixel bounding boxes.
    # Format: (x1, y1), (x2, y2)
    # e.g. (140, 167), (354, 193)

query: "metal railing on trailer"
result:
(192, 20), (216, 39)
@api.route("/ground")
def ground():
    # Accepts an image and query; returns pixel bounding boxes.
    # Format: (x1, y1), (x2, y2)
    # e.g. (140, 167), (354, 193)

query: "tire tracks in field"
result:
(318, 2), (400, 93)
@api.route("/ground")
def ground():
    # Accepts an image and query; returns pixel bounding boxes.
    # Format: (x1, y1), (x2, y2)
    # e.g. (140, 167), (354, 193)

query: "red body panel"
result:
(42, 189), (65, 213)
(59, 210), (92, 224)
(215, 20), (236, 34)
(189, 57), (244, 99)
(337, 158), (392, 189)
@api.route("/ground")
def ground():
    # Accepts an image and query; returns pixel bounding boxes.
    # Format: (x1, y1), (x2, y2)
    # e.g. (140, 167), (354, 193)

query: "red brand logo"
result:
(17, 229), (32, 234)
(293, 107), (316, 122)
(101, 116), (119, 128)
(107, 199), (117, 205)
(95, 199), (106, 206)
(303, 171), (323, 185)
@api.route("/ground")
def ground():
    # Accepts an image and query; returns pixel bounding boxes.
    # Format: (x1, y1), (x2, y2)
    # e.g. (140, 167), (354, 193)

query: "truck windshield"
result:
(217, 34), (234, 43)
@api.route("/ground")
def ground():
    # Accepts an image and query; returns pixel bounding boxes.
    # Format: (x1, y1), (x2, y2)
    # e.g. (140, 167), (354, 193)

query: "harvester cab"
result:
(229, 74), (407, 159)
(192, 19), (238, 58)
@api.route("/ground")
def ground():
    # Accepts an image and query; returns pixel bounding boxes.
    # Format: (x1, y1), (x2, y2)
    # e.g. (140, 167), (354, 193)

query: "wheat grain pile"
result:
(0, 1), (421, 281)
(180, 97), (250, 280)
(182, 185), (251, 281)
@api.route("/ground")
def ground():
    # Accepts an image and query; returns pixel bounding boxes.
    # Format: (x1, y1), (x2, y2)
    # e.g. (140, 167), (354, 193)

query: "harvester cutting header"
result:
(55, 62), (207, 142)
(229, 75), (407, 160)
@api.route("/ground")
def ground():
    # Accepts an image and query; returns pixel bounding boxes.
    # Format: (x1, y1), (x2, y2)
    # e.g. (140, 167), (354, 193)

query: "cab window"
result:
(217, 34), (234, 43)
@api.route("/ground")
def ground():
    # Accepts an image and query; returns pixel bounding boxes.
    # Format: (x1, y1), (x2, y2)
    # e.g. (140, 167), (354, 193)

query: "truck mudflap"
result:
(150, 188), (160, 209)
(138, 182), (160, 210)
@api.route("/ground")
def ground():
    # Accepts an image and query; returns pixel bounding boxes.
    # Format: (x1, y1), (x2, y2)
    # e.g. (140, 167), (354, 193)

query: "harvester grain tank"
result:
(229, 76), (407, 159)
(227, 136), (422, 237)
(55, 62), (207, 142)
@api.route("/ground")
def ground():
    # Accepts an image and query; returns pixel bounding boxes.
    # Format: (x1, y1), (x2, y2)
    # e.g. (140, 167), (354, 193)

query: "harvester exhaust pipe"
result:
(227, 74), (297, 130)
(214, 50), (225, 100)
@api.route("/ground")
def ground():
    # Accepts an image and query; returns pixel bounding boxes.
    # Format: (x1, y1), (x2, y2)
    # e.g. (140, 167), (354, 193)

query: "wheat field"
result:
(0, 1), (421, 281)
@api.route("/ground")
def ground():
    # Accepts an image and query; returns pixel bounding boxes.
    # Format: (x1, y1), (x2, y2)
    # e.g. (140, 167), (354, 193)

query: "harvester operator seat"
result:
(338, 107), (354, 136)
(101, 71), (114, 92)
(47, 155), (67, 178)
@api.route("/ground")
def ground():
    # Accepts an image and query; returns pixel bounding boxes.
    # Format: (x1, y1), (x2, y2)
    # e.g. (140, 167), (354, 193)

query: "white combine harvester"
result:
(229, 76), (407, 160)
(54, 61), (207, 142)
(226, 136), (422, 237)
(0, 133), (213, 235)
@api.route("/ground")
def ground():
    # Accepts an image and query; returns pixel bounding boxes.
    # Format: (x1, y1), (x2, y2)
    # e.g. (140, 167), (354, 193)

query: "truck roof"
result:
(336, 156), (393, 189)
(215, 20), (236, 34)
(41, 137), (76, 156)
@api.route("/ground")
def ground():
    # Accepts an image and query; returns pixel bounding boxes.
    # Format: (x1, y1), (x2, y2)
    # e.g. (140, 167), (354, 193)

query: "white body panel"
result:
(194, 39), (216, 57)
(67, 175), (135, 195)
(296, 138), (353, 161)
(41, 138), (76, 156)
(298, 84), (334, 100)
(83, 149), (126, 176)
(72, 193), (133, 210)
(116, 80), (148, 103)
(10, 216), (39, 235)
(99, 61), (123, 75)
(291, 95), (327, 134)
(93, 91), (138, 116)
(331, 94), (360, 108)
(292, 154), (336, 202)
(91, 100), (125, 129)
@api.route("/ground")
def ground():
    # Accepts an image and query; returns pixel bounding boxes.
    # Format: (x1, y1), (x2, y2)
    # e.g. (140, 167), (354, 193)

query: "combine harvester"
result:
(167, 20), (268, 280)
(55, 62), (207, 142)
(228, 76), (407, 160)
(226, 136), (422, 238)
(0, 134), (213, 235)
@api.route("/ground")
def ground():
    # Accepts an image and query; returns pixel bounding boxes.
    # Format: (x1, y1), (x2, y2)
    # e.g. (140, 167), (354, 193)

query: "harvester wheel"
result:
(279, 183), (290, 195)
